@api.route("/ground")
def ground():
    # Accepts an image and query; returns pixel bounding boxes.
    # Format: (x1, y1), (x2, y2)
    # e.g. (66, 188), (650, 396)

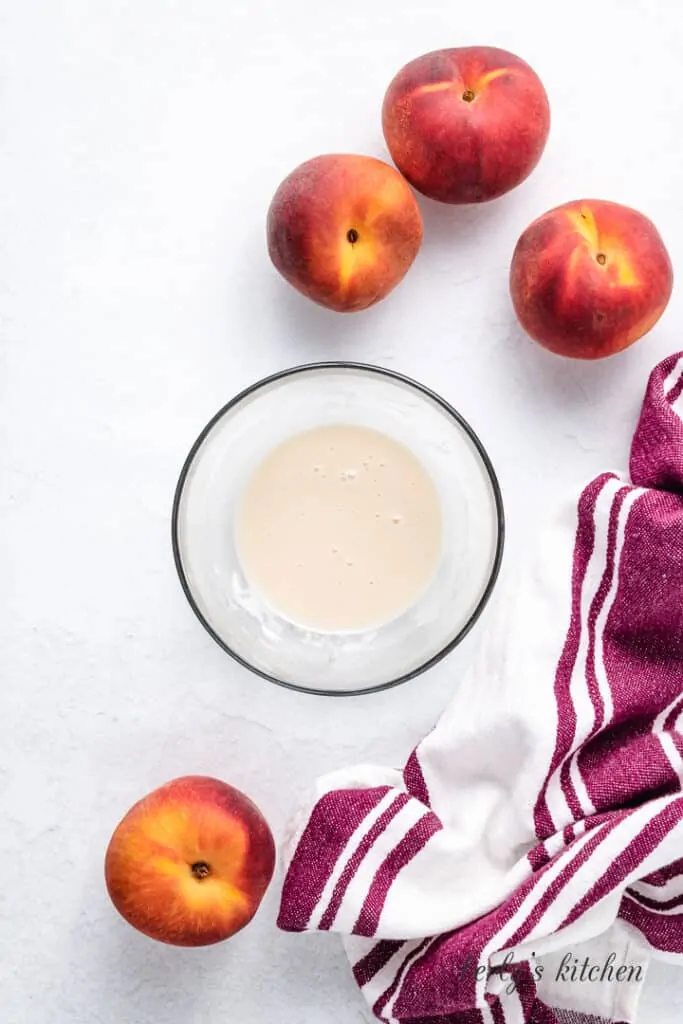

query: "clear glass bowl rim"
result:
(171, 361), (505, 697)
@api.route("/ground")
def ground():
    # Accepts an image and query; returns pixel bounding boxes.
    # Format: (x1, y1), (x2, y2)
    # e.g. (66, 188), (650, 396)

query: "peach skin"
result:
(104, 776), (276, 946)
(267, 154), (423, 312)
(510, 200), (673, 359)
(382, 46), (550, 204)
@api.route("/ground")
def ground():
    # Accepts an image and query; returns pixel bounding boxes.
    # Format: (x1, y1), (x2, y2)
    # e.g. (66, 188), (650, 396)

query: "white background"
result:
(2, 1), (682, 1021)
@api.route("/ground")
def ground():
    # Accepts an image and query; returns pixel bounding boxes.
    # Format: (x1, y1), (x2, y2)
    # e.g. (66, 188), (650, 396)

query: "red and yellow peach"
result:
(105, 776), (275, 946)
(267, 154), (423, 312)
(382, 46), (550, 204)
(510, 199), (673, 359)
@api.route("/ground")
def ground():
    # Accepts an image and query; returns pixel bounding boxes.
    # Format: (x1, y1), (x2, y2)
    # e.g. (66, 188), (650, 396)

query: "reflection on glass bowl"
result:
(172, 362), (504, 696)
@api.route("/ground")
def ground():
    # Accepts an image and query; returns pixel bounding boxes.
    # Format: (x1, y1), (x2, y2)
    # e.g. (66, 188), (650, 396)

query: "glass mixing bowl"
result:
(172, 362), (504, 695)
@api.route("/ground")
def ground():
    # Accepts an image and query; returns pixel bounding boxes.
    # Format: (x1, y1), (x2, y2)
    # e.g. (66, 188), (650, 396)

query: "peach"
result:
(510, 200), (673, 359)
(267, 154), (423, 312)
(104, 776), (275, 946)
(382, 46), (550, 204)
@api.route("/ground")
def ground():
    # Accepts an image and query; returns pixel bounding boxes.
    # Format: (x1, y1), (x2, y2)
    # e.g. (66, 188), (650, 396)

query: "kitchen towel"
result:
(277, 351), (683, 1024)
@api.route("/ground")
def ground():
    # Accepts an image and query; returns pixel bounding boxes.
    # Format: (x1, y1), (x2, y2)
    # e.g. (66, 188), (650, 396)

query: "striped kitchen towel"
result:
(277, 351), (683, 1024)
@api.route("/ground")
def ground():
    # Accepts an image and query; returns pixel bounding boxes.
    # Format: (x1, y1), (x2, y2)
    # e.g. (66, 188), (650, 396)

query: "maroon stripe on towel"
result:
(392, 1014), (484, 1024)
(387, 861), (582, 1022)
(666, 367), (683, 405)
(672, 731), (683, 762)
(665, 696), (683, 732)
(578, 487), (683, 813)
(640, 857), (683, 887)
(353, 812), (443, 936)
(383, 935), (492, 1023)
(561, 798), (683, 929)
(404, 748), (431, 807)
(277, 785), (391, 932)
(620, 893), (683, 954)
(534, 475), (612, 839)
(488, 997), (506, 1024)
(558, 759), (584, 822)
(517, 961), (541, 1017)
(529, 1000), (565, 1022)
(507, 813), (628, 947)
(371, 937), (432, 1021)
(488, 961), (538, 1021)
(528, 842), (551, 871)
(558, 485), (630, 823)
(583, 486), (629, 729)
(630, 351), (683, 490)
(627, 888), (683, 912)
(352, 939), (406, 988)
(319, 793), (411, 930)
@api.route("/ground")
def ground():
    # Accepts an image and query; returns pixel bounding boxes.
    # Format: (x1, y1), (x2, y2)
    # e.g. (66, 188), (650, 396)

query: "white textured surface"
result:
(1, 1), (681, 1021)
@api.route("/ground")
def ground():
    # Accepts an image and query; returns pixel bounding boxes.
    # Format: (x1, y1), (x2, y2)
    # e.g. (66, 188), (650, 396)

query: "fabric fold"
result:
(278, 352), (683, 1024)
